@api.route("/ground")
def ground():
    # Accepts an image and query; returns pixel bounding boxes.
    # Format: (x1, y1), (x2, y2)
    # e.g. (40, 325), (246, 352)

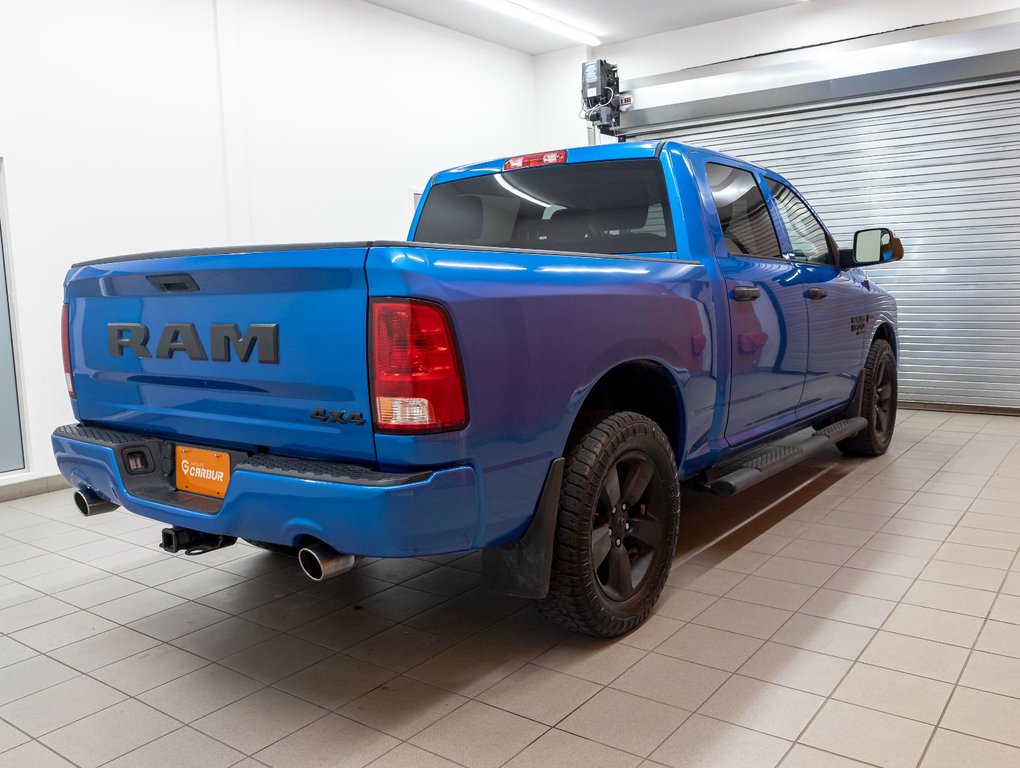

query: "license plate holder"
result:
(175, 446), (231, 499)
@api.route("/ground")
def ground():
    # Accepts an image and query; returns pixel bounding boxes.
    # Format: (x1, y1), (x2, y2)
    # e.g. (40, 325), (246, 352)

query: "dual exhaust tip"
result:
(72, 489), (354, 582)
(73, 488), (118, 517)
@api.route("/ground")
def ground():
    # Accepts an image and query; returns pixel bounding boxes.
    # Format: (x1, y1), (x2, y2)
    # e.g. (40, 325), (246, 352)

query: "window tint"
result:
(413, 160), (675, 255)
(705, 163), (781, 259)
(766, 179), (833, 265)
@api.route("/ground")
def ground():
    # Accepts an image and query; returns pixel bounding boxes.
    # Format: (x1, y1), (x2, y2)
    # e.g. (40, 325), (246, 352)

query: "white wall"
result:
(0, 0), (535, 485)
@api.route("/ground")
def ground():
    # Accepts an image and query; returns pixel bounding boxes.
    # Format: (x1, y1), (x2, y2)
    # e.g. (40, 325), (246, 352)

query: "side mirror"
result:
(842, 228), (904, 268)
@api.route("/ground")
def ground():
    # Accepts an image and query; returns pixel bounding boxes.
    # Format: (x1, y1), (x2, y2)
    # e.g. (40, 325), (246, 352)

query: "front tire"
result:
(838, 339), (897, 456)
(538, 412), (680, 637)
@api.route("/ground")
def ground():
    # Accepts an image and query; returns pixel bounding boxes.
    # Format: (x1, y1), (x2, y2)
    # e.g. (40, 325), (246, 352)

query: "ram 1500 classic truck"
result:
(52, 140), (903, 636)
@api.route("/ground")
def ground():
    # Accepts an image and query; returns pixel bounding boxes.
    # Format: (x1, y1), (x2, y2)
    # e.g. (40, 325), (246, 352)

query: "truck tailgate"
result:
(65, 245), (375, 462)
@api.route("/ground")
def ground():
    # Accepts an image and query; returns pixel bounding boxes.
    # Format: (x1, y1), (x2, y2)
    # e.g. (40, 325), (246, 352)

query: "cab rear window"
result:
(413, 159), (676, 255)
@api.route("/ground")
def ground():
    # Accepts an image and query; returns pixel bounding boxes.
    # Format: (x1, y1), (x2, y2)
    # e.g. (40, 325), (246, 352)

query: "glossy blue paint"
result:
(54, 139), (899, 556)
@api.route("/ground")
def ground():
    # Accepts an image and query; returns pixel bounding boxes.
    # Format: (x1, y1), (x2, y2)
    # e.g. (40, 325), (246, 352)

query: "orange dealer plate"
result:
(175, 446), (231, 499)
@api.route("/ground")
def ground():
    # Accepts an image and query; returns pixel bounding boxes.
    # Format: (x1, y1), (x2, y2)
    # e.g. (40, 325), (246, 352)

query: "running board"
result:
(709, 417), (867, 496)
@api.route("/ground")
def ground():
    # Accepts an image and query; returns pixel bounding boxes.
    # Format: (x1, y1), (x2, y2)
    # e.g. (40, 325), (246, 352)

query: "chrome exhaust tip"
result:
(298, 542), (356, 582)
(73, 488), (118, 517)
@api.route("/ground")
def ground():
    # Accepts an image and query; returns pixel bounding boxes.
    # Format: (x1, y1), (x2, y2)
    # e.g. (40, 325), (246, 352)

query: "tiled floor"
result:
(2, 409), (1020, 767)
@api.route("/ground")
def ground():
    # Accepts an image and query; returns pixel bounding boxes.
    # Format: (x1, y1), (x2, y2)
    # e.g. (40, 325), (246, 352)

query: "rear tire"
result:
(838, 339), (897, 456)
(538, 412), (680, 637)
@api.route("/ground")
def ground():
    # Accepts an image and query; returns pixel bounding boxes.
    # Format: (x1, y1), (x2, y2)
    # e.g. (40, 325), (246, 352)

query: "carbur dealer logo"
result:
(179, 459), (225, 483)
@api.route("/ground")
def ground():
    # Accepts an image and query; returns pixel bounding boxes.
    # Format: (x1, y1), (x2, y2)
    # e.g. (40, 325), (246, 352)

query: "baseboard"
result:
(0, 475), (69, 502)
(899, 401), (1020, 417)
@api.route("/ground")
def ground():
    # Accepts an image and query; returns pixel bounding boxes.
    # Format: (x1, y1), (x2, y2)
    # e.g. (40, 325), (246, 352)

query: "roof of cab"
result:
(431, 139), (772, 186)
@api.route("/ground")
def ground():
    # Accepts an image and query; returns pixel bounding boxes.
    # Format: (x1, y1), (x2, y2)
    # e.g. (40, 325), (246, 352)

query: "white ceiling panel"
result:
(362, 0), (806, 55)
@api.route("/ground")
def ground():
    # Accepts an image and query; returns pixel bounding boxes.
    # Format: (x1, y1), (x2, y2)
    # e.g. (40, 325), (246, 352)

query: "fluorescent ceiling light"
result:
(464, 0), (601, 47)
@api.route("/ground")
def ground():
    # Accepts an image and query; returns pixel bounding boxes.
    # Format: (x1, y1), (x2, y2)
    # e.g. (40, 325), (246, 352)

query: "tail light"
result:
(61, 303), (75, 399)
(370, 299), (467, 433)
(503, 150), (566, 171)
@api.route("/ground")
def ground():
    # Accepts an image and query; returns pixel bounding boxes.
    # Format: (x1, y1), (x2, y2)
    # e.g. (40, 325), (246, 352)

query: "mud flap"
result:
(481, 458), (565, 599)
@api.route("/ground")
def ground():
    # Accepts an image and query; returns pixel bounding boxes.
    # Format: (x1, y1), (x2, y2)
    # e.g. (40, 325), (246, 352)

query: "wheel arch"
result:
(872, 321), (897, 357)
(567, 359), (685, 462)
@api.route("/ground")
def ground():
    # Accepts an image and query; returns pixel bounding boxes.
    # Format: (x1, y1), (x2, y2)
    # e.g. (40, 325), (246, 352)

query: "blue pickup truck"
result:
(53, 140), (902, 636)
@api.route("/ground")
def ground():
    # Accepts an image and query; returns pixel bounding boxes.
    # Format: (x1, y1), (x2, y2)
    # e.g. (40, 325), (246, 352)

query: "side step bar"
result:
(710, 417), (867, 496)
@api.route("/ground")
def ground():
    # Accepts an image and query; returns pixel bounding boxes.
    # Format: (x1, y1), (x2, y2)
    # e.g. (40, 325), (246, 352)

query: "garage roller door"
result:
(625, 79), (1020, 410)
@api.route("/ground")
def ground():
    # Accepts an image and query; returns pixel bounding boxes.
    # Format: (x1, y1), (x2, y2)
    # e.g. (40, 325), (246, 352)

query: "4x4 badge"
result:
(310, 409), (366, 426)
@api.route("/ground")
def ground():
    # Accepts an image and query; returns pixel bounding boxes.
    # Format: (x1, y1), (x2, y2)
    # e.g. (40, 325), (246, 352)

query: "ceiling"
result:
(361, 0), (807, 55)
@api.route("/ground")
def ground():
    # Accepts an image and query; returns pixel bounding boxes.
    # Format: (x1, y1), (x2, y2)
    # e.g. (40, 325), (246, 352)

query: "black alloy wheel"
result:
(838, 339), (897, 456)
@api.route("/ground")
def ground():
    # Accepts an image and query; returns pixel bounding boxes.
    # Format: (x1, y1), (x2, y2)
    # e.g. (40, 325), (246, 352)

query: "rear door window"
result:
(704, 163), (782, 259)
(413, 159), (676, 255)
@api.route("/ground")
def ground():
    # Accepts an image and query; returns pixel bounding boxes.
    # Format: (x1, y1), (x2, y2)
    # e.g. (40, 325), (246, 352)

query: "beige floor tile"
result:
(777, 539), (857, 566)
(744, 533), (798, 555)
(653, 587), (717, 622)
(367, 743), (463, 768)
(738, 642), (852, 696)
(716, 549), (772, 575)
(935, 542), (1015, 569)
(959, 650), (1020, 698)
(942, 686), (1020, 748)
(860, 631), (969, 683)
(844, 549), (928, 578)
(291, 606), (394, 650)
(799, 524), (874, 548)
(612, 653), (728, 711)
(533, 636), (646, 684)
(10, 610), (117, 653)
(104, 729), (242, 767)
(656, 623), (763, 672)
(651, 713), (790, 768)
(753, 556), (840, 587)
(0, 595), (77, 634)
(904, 580), (995, 618)
(836, 497), (903, 516)
(865, 532), (941, 559)
(407, 634), (542, 699)
(1002, 571), (1020, 595)
(38, 700), (178, 768)
(725, 576), (816, 611)
(170, 616), (279, 661)
(89, 589), (187, 625)
(404, 590), (517, 641)
(879, 518), (953, 542)
(692, 598), (792, 640)
(959, 512), (1020, 534)
(192, 688), (328, 753)
(799, 589), (896, 628)
(157, 567), (247, 600)
(969, 497), (1020, 517)
(0, 675), (125, 737)
(833, 662), (952, 723)
(823, 567), (913, 601)
(920, 560), (1006, 591)
(990, 593), (1020, 624)
(819, 511), (889, 533)
(671, 565), (745, 596)
(358, 557), (437, 583)
(920, 728), (1020, 768)
(801, 699), (933, 768)
(559, 688), (688, 757)
(341, 675), (467, 740)
(699, 675), (824, 741)
(946, 526), (1020, 551)
(411, 700), (547, 768)
(771, 613), (875, 660)
(221, 633), (335, 683)
(126, 601), (231, 642)
(254, 714), (398, 768)
(895, 505), (965, 527)
(975, 620), (1020, 658)
(137, 664), (263, 722)
(275, 649), (393, 705)
(780, 744), (876, 767)
(616, 615), (684, 651)
(92, 643), (209, 695)
(0, 741), (77, 768)
(0, 655), (78, 706)
(504, 728), (640, 768)
(195, 579), (293, 614)
(883, 603), (984, 647)
(851, 484), (916, 504)
(403, 565), (481, 597)
(0, 636), (36, 669)
(478, 663), (599, 725)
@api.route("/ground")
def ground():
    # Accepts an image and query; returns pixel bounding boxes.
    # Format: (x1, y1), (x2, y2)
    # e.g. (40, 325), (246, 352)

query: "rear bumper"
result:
(51, 424), (479, 557)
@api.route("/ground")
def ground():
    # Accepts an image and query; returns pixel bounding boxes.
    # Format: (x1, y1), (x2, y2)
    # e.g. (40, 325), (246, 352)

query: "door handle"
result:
(732, 286), (761, 302)
(807, 287), (828, 300)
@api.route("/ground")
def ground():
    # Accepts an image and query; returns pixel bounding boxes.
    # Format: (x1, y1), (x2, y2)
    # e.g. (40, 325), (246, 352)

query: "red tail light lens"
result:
(503, 150), (567, 171)
(61, 303), (75, 399)
(371, 299), (467, 432)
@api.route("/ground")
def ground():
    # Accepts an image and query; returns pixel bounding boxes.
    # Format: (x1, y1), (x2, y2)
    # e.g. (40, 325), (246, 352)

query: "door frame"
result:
(0, 158), (28, 474)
